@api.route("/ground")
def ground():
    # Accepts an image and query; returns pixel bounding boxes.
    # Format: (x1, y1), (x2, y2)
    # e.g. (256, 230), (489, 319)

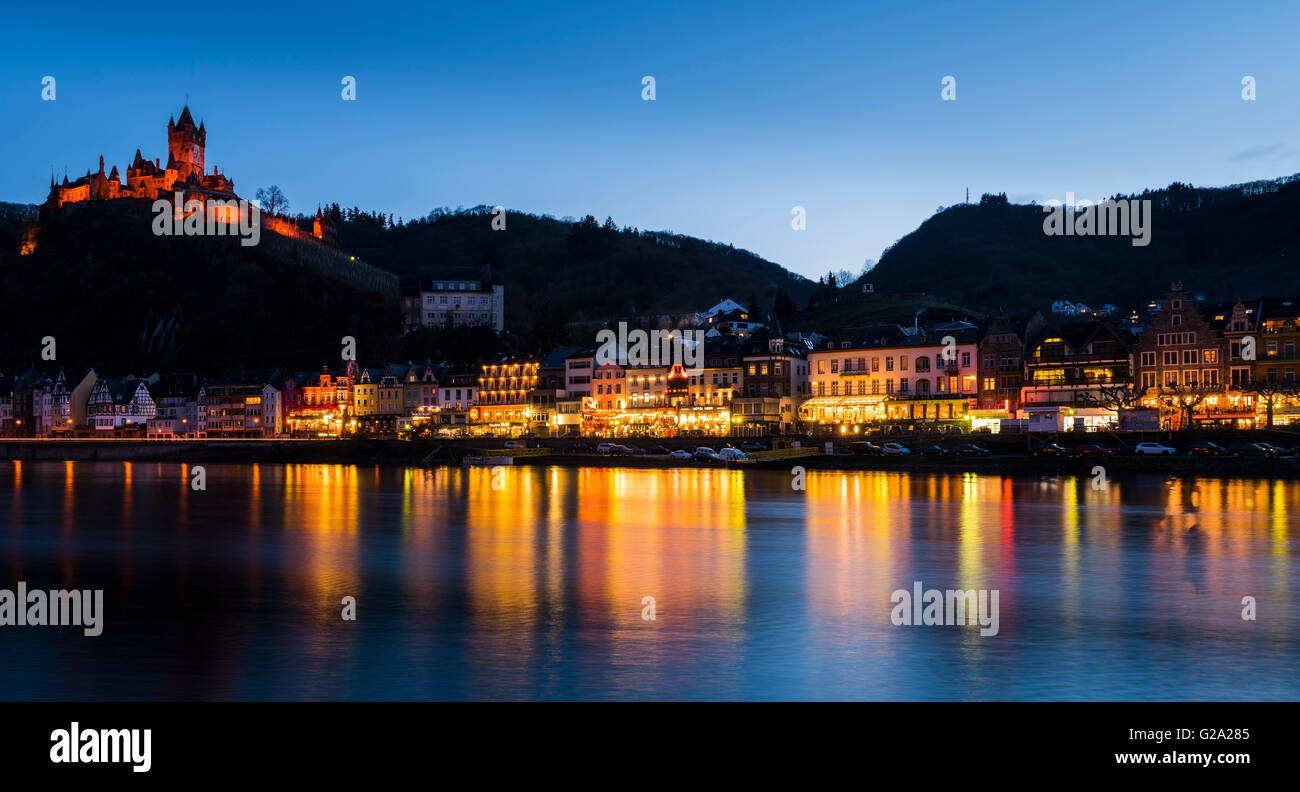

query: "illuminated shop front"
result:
(676, 406), (730, 436)
(883, 397), (969, 422)
(469, 403), (532, 436)
(286, 406), (346, 437)
(581, 406), (677, 437)
(799, 395), (886, 425)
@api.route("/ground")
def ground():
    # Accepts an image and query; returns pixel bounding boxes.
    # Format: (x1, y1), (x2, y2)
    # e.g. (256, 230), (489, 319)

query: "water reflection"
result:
(0, 461), (1295, 700)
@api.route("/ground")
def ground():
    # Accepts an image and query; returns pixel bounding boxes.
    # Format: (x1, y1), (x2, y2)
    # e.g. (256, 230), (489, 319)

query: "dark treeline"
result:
(320, 204), (816, 336)
(0, 200), (815, 374)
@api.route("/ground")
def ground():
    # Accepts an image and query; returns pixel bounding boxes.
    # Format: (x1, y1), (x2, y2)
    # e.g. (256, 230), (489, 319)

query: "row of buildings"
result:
(0, 363), (470, 439)
(4, 283), (1300, 439)
(800, 282), (1300, 433)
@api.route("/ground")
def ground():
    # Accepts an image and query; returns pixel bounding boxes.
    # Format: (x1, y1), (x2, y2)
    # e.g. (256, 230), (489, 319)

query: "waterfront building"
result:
(1133, 283), (1254, 429)
(147, 373), (204, 438)
(1249, 296), (1300, 425)
(732, 331), (809, 434)
(472, 357), (539, 436)
(1021, 316), (1137, 429)
(284, 364), (356, 437)
(976, 313), (1030, 417)
(87, 377), (156, 433)
(802, 324), (979, 430)
(206, 370), (277, 438)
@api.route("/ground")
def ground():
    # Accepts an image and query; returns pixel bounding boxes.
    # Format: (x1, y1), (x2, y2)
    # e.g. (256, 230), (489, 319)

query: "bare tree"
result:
(1155, 382), (1222, 430)
(1251, 379), (1298, 428)
(255, 186), (288, 216)
(1079, 383), (1148, 411)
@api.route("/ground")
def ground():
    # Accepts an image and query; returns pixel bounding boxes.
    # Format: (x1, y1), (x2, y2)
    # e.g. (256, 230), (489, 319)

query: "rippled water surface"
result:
(0, 461), (1296, 700)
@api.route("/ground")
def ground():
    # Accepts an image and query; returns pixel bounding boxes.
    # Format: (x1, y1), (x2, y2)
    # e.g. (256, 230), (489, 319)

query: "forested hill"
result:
(857, 176), (1300, 313)
(325, 205), (816, 327)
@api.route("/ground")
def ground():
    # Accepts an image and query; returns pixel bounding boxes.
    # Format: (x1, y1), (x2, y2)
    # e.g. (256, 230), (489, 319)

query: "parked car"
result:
(668, 449), (693, 460)
(1134, 442), (1176, 456)
(950, 443), (989, 456)
(740, 441), (768, 453)
(1226, 442), (1273, 457)
(624, 445), (647, 455)
(850, 441), (883, 456)
(913, 444), (949, 456)
(693, 446), (716, 455)
(881, 443), (911, 456)
(1184, 441), (1227, 456)
(1075, 443), (1115, 457)
(567, 442), (593, 453)
(718, 447), (749, 461)
(1256, 442), (1288, 456)
(645, 445), (670, 455)
(693, 449), (721, 461)
(1031, 442), (1068, 457)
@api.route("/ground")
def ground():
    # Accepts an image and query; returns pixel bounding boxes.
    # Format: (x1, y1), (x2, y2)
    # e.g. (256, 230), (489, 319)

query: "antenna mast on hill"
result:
(966, 188), (970, 204)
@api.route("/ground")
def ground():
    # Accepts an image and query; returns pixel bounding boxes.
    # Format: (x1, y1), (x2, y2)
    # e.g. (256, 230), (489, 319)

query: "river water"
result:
(0, 461), (1295, 700)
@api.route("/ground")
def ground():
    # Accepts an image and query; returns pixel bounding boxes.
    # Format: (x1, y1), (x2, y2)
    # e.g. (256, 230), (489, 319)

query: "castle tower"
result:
(167, 105), (205, 182)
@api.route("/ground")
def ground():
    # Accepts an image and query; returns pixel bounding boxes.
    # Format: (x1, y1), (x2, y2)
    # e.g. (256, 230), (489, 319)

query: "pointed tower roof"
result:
(176, 105), (195, 127)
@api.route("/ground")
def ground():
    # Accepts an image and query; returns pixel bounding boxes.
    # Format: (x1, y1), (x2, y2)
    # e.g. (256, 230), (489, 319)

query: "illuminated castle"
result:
(44, 105), (236, 210)
(38, 105), (338, 247)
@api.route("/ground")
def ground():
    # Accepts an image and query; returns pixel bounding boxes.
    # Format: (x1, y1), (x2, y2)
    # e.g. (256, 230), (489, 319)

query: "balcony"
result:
(1025, 376), (1127, 387)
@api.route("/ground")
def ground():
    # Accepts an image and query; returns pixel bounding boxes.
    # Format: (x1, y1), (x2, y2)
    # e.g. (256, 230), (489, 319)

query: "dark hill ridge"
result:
(324, 205), (816, 327)
(0, 201), (817, 374)
(859, 175), (1300, 313)
(0, 201), (394, 374)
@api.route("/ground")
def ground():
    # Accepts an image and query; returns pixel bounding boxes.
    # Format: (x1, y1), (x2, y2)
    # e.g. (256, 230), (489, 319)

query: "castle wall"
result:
(261, 228), (399, 303)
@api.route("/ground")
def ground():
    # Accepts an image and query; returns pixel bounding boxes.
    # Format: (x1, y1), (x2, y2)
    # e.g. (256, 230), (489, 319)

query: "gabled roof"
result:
(1024, 318), (1136, 353)
(542, 345), (583, 369)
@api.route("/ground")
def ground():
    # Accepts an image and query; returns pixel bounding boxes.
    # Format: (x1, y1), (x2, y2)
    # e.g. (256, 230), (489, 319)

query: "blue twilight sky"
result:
(2, 0), (1298, 280)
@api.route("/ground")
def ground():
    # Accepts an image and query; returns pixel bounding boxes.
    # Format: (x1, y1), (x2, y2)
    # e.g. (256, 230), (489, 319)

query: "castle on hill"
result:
(40, 105), (337, 246)
(45, 105), (236, 211)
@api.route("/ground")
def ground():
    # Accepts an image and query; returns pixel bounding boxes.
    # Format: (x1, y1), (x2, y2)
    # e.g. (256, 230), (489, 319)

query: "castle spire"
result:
(98, 155), (105, 174)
